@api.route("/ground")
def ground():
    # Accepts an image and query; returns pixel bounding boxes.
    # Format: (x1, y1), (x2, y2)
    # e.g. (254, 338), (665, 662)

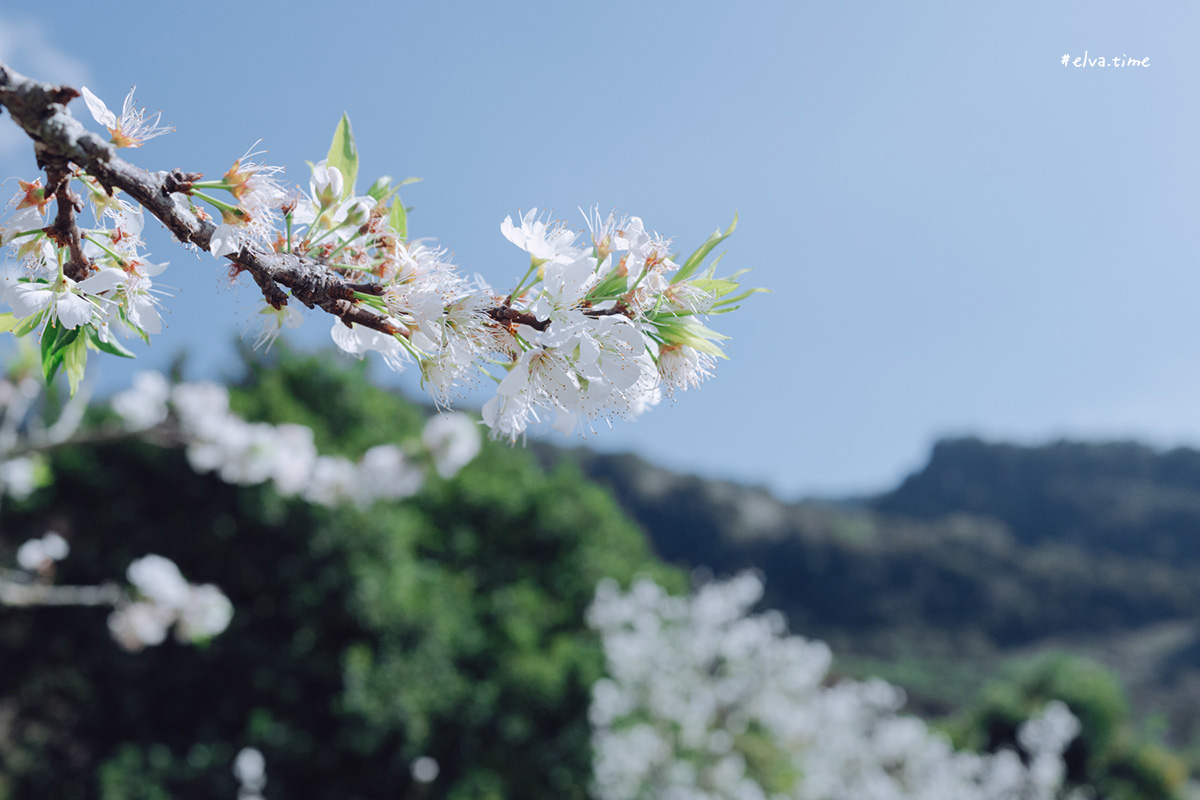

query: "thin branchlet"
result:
(45, 160), (91, 281)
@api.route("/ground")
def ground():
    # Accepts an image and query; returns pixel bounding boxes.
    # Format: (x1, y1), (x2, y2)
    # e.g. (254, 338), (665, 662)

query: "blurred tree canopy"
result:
(0, 350), (682, 800)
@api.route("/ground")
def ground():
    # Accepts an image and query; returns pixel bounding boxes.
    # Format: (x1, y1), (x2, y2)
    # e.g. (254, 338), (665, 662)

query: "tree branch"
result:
(45, 159), (91, 281)
(0, 61), (405, 333)
(0, 579), (124, 607)
(0, 60), (567, 340)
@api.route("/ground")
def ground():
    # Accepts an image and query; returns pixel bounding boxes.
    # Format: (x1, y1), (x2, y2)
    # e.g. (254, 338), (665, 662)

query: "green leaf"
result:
(51, 326), (81, 357)
(586, 272), (629, 301)
(0, 312), (16, 334)
(13, 311), (44, 338)
(699, 251), (727, 280)
(689, 278), (740, 298)
(325, 113), (359, 200)
(713, 286), (770, 308)
(40, 323), (56, 370)
(650, 317), (729, 359)
(366, 176), (394, 202)
(87, 327), (137, 358)
(64, 333), (88, 396)
(41, 325), (76, 383)
(389, 201), (408, 240)
(672, 212), (737, 284)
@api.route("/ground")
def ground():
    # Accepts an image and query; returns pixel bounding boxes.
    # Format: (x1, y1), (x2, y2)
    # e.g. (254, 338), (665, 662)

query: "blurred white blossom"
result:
(108, 601), (173, 651)
(422, 412), (481, 478)
(160, 377), (475, 507)
(176, 583), (235, 642)
(0, 456), (37, 499)
(15, 531), (69, 571)
(234, 746), (267, 800)
(110, 554), (233, 651)
(411, 755), (440, 784)
(111, 370), (170, 430)
(588, 574), (1085, 800)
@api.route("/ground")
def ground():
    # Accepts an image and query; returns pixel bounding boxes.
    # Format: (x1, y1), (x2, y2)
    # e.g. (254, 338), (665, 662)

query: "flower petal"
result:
(55, 292), (94, 328)
(4, 283), (52, 319)
(80, 87), (117, 130)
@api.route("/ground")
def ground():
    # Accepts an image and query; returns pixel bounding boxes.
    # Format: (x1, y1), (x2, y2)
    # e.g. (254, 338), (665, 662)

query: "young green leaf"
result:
(389, 201), (408, 240)
(87, 327), (137, 358)
(13, 311), (44, 338)
(41, 325), (78, 383)
(672, 213), (738, 285)
(63, 333), (88, 396)
(366, 176), (395, 203)
(325, 113), (359, 200)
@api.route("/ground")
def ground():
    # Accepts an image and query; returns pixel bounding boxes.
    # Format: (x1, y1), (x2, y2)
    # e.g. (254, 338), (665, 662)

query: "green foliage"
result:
(325, 114), (358, 199)
(0, 349), (681, 799)
(950, 654), (1187, 800)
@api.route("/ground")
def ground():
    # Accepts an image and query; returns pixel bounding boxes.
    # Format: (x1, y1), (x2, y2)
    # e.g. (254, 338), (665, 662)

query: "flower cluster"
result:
(15, 530), (69, 572)
(0, 83), (761, 442)
(187, 135), (759, 441)
(479, 208), (753, 440)
(110, 370), (480, 506)
(1, 158), (167, 394)
(588, 574), (1085, 800)
(108, 554), (234, 652)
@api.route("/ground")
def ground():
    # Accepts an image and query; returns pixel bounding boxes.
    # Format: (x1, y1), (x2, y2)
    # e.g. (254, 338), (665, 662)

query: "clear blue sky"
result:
(2, 1), (1197, 498)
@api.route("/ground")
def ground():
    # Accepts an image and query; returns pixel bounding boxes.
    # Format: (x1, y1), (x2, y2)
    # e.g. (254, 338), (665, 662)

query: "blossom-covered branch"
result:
(0, 61), (764, 440)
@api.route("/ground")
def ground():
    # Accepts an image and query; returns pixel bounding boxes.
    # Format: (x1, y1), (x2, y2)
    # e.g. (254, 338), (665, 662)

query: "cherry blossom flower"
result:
(422, 412), (482, 478)
(127, 554), (190, 610)
(111, 371), (170, 430)
(4, 268), (126, 330)
(80, 86), (173, 148)
(330, 319), (410, 372)
(0, 204), (44, 246)
(245, 304), (303, 351)
(16, 532), (68, 572)
(501, 208), (585, 264)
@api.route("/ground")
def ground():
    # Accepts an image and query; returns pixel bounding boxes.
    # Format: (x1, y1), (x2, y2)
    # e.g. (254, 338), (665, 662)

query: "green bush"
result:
(0, 350), (682, 799)
(951, 654), (1187, 800)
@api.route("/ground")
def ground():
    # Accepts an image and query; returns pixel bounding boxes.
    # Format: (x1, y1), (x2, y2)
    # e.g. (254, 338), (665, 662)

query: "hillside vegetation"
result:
(551, 438), (1200, 750)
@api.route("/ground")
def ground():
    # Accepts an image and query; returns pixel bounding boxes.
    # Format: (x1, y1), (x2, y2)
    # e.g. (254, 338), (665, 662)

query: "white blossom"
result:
(16, 531), (68, 571)
(234, 747), (267, 799)
(80, 85), (173, 148)
(588, 574), (1083, 800)
(176, 583), (234, 642)
(111, 371), (170, 430)
(411, 756), (440, 784)
(108, 601), (173, 651)
(127, 554), (190, 611)
(422, 412), (482, 478)
(0, 457), (38, 500)
(110, 555), (234, 651)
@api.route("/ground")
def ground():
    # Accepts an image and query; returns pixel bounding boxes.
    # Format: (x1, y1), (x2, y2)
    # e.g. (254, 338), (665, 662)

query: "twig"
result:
(0, 580), (124, 607)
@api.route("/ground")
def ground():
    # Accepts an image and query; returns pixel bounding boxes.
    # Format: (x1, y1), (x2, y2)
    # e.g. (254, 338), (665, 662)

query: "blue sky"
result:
(1, 2), (1198, 498)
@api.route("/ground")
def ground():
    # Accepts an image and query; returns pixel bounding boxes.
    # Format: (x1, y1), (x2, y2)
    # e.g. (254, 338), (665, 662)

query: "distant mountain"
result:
(538, 437), (1200, 743)
(873, 437), (1200, 561)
